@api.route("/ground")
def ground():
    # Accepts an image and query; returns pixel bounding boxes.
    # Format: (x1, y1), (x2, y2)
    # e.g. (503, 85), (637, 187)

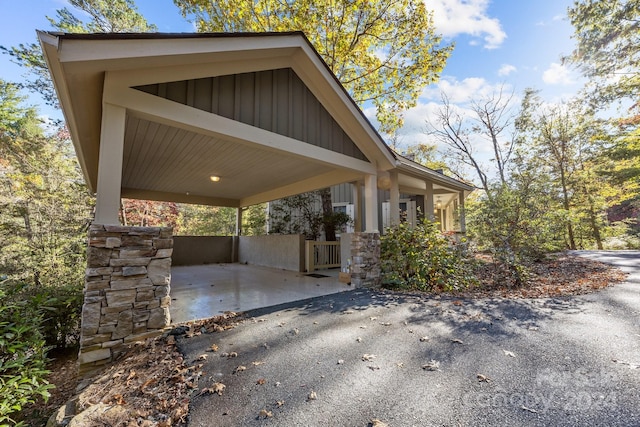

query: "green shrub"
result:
(0, 280), (54, 426)
(380, 219), (477, 292)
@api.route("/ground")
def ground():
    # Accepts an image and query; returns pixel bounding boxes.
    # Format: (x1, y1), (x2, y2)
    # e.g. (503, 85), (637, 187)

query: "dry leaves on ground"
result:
(458, 254), (627, 299)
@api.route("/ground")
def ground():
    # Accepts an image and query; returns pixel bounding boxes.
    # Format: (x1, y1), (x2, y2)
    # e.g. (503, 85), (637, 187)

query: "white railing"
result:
(305, 241), (341, 272)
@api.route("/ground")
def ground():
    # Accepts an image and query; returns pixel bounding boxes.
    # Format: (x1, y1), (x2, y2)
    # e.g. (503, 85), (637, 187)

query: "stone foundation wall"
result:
(349, 232), (381, 287)
(79, 224), (173, 376)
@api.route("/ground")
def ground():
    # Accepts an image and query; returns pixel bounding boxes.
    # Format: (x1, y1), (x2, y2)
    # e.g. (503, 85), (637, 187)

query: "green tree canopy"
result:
(174, 0), (453, 134)
(1, 0), (156, 106)
(567, 0), (640, 108)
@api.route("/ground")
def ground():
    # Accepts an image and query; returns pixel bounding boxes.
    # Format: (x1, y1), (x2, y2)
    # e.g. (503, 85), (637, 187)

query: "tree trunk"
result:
(559, 169), (577, 250)
(319, 187), (336, 241)
(586, 193), (604, 250)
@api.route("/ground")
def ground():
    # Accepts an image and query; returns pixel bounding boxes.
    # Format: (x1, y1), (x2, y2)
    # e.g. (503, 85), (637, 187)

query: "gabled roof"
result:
(39, 31), (472, 207)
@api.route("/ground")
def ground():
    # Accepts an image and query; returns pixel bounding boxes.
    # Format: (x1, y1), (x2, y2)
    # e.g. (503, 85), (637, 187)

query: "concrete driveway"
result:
(179, 251), (640, 426)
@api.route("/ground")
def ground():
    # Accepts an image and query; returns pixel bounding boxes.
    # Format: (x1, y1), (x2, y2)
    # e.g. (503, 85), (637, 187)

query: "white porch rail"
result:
(305, 241), (341, 272)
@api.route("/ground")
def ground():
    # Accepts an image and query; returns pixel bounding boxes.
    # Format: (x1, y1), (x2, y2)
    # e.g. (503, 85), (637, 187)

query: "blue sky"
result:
(0, 0), (582, 151)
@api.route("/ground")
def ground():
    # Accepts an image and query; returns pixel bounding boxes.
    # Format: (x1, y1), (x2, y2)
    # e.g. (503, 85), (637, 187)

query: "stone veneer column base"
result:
(349, 232), (381, 288)
(78, 224), (173, 377)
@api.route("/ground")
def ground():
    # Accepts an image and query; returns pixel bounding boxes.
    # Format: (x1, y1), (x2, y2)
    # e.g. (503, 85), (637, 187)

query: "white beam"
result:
(95, 103), (126, 225)
(121, 188), (239, 207)
(364, 174), (379, 233)
(104, 84), (377, 175)
(240, 169), (361, 207)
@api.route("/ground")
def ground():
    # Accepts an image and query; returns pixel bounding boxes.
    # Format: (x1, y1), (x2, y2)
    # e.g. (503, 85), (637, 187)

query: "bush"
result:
(380, 219), (477, 292)
(0, 280), (53, 426)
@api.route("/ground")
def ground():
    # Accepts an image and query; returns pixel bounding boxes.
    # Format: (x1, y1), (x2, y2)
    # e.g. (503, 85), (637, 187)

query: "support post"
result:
(236, 207), (243, 236)
(352, 181), (362, 232)
(363, 174), (379, 233)
(94, 103), (126, 225)
(389, 170), (400, 226)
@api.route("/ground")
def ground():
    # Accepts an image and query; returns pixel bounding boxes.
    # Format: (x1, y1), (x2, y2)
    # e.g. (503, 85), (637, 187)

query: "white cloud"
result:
(420, 76), (507, 104)
(542, 62), (574, 85)
(498, 64), (516, 76)
(427, 0), (507, 49)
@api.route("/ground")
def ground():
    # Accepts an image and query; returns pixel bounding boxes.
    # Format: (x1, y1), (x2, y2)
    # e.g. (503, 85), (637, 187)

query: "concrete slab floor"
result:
(169, 263), (352, 324)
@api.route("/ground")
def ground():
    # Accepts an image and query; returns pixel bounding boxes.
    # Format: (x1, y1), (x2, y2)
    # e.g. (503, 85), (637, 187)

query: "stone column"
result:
(79, 224), (173, 377)
(349, 232), (381, 288)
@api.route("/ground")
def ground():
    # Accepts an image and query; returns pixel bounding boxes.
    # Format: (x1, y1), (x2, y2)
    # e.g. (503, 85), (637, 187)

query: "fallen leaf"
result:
(408, 329), (414, 333)
(451, 338), (464, 344)
(342, 310), (355, 314)
(369, 316), (378, 321)
(356, 337), (363, 342)
(359, 325), (367, 329)
(201, 382), (226, 396)
(291, 328), (300, 335)
(228, 352), (238, 358)
(422, 360), (440, 371)
(368, 365), (380, 371)
(307, 390), (317, 401)
(503, 350), (516, 358)
(209, 344), (219, 352)
(197, 354), (208, 361)
(234, 365), (246, 374)
(419, 336), (430, 342)
(370, 419), (389, 427)
(258, 409), (273, 418)
(252, 360), (265, 366)
(166, 335), (176, 345)
(337, 359), (344, 365)
(521, 405), (538, 413)
(126, 370), (137, 381)
(111, 394), (126, 405)
(379, 322), (392, 326)
(257, 378), (266, 385)
(477, 373), (491, 382)
(276, 400), (285, 407)
(362, 354), (376, 362)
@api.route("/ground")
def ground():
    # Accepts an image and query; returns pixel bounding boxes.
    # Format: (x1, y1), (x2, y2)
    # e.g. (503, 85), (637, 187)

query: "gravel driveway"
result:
(179, 251), (640, 426)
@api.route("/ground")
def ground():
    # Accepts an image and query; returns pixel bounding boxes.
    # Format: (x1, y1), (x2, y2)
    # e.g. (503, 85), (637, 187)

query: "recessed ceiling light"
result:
(210, 175), (221, 182)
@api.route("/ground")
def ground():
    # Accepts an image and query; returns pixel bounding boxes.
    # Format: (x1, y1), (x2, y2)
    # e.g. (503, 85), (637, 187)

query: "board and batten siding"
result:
(135, 68), (367, 161)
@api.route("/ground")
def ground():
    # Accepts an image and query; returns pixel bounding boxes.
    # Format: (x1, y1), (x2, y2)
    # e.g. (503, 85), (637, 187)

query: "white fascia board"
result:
(104, 81), (377, 175)
(37, 31), (95, 191)
(396, 160), (475, 192)
(56, 34), (304, 64)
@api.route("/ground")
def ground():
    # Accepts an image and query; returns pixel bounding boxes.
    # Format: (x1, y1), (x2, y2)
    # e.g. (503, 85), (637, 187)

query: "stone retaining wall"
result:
(349, 232), (381, 287)
(79, 224), (173, 376)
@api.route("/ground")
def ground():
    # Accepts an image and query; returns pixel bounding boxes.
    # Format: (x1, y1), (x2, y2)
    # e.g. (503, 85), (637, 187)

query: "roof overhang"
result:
(38, 31), (397, 207)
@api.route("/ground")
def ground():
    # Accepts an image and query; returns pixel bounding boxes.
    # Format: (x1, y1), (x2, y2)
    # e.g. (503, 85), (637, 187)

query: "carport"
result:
(39, 31), (395, 374)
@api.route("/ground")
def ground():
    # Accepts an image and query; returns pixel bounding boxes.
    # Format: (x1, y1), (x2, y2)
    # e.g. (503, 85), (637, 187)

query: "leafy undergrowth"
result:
(19, 312), (241, 427)
(456, 253), (628, 298)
